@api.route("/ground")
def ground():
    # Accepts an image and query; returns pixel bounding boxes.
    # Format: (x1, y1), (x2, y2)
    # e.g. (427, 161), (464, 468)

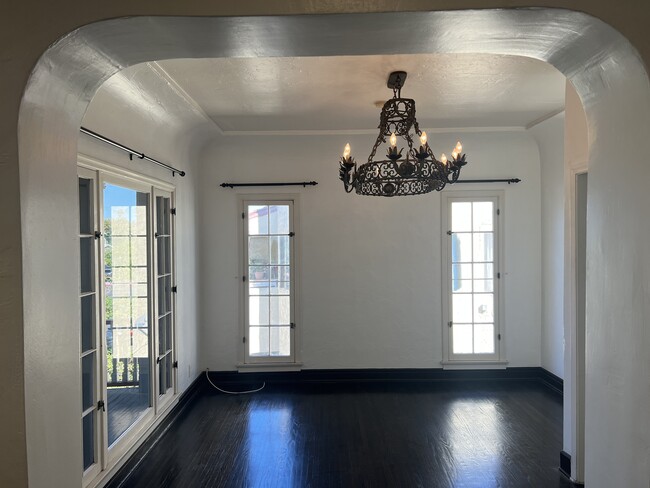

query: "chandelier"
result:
(339, 71), (468, 197)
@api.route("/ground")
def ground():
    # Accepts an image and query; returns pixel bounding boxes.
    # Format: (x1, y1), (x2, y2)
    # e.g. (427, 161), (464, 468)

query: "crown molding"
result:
(525, 107), (565, 130)
(220, 126), (527, 137)
(147, 61), (225, 135)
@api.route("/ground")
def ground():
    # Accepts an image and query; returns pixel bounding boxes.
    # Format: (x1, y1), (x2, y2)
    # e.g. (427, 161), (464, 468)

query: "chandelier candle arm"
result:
(339, 142), (357, 193)
(337, 71), (468, 197)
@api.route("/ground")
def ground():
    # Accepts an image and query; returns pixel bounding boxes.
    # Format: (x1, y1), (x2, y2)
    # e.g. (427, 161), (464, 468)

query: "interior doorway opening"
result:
(17, 8), (650, 488)
(572, 171), (588, 483)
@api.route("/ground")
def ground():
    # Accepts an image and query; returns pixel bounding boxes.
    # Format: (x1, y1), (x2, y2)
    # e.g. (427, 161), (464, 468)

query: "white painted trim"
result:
(152, 187), (177, 413)
(86, 390), (180, 488)
(564, 161), (588, 483)
(220, 126), (527, 137)
(236, 362), (303, 372)
(525, 107), (566, 130)
(441, 191), (505, 363)
(78, 153), (176, 192)
(99, 170), (157, 468)
(440, 360), (509, 370)
(78, 167), (103, 487)
(238, 194), (302, 367)
(78, 155), (180, 488)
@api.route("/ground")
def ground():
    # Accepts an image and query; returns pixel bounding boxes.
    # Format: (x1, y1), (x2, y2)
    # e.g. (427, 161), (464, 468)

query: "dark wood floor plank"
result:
(113, 381), (572, 488)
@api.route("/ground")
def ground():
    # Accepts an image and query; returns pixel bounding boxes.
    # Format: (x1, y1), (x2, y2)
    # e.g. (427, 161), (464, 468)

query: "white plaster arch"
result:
(18, 9), (649, 487)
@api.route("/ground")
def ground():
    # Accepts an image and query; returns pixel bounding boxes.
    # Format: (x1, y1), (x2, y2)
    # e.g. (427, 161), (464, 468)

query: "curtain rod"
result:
(80, 126), (186, 177)
(220, 179), (515, 189)
(220, 181), (318, 188)
(457, 178), (521, 184)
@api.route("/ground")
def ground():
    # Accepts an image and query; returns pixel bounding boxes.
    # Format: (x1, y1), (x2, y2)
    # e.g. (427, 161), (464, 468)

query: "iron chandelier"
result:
(339, 71), (468, 197)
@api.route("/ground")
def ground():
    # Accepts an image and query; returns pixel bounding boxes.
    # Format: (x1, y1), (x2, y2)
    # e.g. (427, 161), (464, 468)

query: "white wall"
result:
(80, 65), (209, 392)
(14, 9), (650, 488)
(17, 62), (207, 487)
(562, 80), (590, 480)
(528, 113), (566, 379)
(199, 131), (542, 371)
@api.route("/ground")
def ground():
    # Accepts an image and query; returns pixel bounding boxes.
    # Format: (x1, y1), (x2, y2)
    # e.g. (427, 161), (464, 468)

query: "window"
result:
(103, 179), (153, 448)
(442, 192), (503, 363)
(78, 168), (101, 481)
(78, 159), (176, 484)
(154, 189), (175, 406)
(242, 198), (297, 364)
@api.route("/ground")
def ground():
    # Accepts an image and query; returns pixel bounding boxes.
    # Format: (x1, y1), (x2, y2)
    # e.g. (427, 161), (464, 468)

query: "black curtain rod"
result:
(221, 181), (318, 188)
(80, 126), (186, 177)
(457, 178), (521, 184)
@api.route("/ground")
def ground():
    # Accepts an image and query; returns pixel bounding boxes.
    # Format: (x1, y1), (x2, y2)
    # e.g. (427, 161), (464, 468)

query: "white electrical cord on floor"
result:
(205, 369), (266, 395)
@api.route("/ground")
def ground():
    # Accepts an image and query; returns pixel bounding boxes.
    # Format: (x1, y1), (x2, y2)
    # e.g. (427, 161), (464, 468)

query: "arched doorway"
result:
(18, 9), (650, 487)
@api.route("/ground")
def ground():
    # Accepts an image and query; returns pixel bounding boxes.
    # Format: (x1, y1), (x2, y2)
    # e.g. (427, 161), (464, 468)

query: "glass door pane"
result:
(103, 182), (151, 446)
(79, 175), (99, 474)
(449, 199), (497, 358)
(246, 203), (293, 361)
(155, 193), (174, 398)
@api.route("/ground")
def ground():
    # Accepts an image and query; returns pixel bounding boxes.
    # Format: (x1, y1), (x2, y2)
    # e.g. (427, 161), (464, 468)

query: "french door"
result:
(242, 199), (296, 363)
(154, 189), (175, 409)
(443, 193), (502, 362)
(78, 168), (102, 482)
(78, 162), (176, 484)
(102, 176), (154, 456)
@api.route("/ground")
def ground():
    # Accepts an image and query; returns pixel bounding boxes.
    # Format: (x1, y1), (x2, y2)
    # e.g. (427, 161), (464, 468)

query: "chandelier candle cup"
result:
(338, 71), (468, 197)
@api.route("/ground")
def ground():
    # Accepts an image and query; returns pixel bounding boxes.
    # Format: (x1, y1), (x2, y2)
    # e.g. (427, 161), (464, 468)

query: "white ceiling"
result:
(155, 53), (565, 133)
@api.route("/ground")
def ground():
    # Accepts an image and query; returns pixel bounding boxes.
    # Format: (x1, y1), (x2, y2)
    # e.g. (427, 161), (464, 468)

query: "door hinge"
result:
(446, 230), (452, 236)
(171, 208), (177, 215)
(242, 275), (247, 282)
(448, 321), (453, 328)
(172, 285), (178, 293)
(497, 208), (501, 216)
(288, 232), (295, 237)
(498, 334), (502, 340)
(290, 323), (296, 329)
(243, 336), (246, 344)
(94, 231), (103, 240)
(97, 400), (105, 412)
(173, 360), (178, 368)
(242, 212), (245, 219)
(497, 272), (501, 279)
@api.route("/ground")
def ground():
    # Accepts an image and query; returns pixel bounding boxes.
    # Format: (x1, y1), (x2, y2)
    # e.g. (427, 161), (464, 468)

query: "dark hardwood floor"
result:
(111, 380), (572, 488)
(107, 386), (149, 445)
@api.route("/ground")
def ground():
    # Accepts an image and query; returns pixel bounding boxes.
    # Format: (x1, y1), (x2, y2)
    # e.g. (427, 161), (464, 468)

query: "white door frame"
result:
(564, 162), (588, 483)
